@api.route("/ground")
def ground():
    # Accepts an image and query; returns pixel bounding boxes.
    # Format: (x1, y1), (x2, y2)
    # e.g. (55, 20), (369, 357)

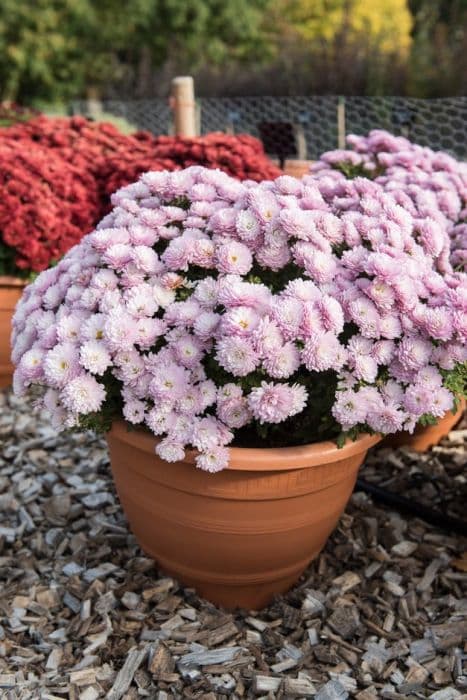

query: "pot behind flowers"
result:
(0, 278), (26, 388)
(107, 422), (380, 610)
(381, 397), (465, 452)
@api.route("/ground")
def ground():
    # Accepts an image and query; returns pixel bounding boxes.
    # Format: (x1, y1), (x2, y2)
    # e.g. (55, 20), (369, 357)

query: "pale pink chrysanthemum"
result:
(248, 381), (307, 424)
(156, 438), (185, 463)
(301, 249), (337, 284)
(61, 374), (106, 414)
(302, 332), (344, 372)
(215, 336), (259, 377)
(125, 284), (158, 318)
(350, 353), (379, 383)
(164, 299), (201, 327)
(316, 297), (345, 334)
(193, 278), (219, 308)
(135, 317), (167, 349)
(128, 223), (159, 247)
(132, 246), (163, 274)
(43, 343), (81, 388)
(193, 312), (221, 340)
(379, 314), (402, 339)
(146, 405), (175, 435)
(191, 238), (216, 268)
(348, 296), (381, 338)
(236, 210), (262, 243)
(216, 241), (253, 275)
(397, 335), (433, 371)
(263, 342), (301, 379)
(404, 384), (435, 416)
(152, 283), (176, 309)
(192, 416), (232, 451)
(366, 280), (396, 312)
(372, 340), (395, 365)
(422, 307), (453, 341)
(366, 402), (406, 434)
(332, 389), (369, 430)
(272, 297), (303, 341)
(81, 314), (106, 342)
(161, 237), (192, 271)
(195, 447), (230, 473)
(198, 379), (217, 409)
(123, 399), (146, 424)
(283, 279), (320, 302)
(247, 187), (280, 224)
(18, 347), (44, 382)
(221, 306), (261, 336)
(149, 363), (190, 401)
(255, 244), (291, 271)
(217, 397), (252, 428)
(173, 334), (204, 368)
(252, 316), (284, 356)
(217, 383), (243, 402)
(80, 340), (111, 375)
(104, 309), (138, 350)
(102, 243), (133, 270)
(430, 387), (454, 417)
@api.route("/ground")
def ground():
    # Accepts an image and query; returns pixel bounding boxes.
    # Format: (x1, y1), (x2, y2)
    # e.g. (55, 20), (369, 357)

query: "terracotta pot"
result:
(381, 397), (465, 452)
(282, 159), (313, 178)
(107, 422), (380, 609)
(0, 277), (27, 389)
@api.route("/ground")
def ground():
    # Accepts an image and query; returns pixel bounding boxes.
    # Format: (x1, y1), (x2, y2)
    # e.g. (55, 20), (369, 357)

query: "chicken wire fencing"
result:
(70, 96), (467, 161)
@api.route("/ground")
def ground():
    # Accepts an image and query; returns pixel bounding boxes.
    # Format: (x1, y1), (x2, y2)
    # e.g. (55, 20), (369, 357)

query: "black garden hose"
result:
(355, 478), (467, 537)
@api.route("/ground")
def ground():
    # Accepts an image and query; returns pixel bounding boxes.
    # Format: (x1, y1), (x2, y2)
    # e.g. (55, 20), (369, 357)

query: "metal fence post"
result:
(337, 96), (346, 149)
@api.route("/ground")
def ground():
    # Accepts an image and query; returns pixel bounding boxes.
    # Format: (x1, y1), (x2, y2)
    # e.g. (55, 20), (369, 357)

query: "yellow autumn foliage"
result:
(275, 0), (413, 54)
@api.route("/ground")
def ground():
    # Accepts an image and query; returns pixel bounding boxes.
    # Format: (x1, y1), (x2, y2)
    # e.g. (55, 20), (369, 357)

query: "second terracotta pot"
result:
(381, 397), (465, 452)
(107, 422), (379, 610)
(0, 277), (26, 389)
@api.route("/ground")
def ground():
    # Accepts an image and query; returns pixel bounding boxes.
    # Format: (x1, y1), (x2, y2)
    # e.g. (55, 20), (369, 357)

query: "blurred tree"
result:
(274, 0), (413, 54)
(0, 0), (271, 104)
(0, 0), (94, 102)
(408, 0), (467, 96)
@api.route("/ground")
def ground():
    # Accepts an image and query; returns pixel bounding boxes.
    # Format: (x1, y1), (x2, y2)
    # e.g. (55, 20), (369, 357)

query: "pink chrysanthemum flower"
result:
(62, 374), (106, 414)
(195, 447), (230, 473)
(215, 336), (259, 377)
(248, 382), (307, 424)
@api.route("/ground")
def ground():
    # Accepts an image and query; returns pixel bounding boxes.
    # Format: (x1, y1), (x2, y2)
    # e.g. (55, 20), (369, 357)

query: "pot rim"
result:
(109, 420), (381, 471)
(0, 276), (28, 288)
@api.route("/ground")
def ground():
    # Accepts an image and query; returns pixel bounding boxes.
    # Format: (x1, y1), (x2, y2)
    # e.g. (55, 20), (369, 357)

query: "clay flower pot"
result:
(107, 421), (380, 610)
(0, 277), (27, 389)
(282, 159), (313, 178)
(381, 397), (465, 452)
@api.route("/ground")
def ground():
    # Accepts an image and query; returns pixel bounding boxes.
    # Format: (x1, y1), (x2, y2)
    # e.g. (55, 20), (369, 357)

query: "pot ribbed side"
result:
(107, 422), (379, 609)
(0, 280), (26, 389)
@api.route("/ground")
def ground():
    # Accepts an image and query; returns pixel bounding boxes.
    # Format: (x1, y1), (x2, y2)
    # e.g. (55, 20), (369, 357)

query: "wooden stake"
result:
(170, 76), (197, 138)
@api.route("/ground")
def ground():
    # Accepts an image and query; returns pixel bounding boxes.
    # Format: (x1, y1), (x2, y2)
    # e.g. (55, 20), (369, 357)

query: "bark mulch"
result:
(0, 389), (465, 699)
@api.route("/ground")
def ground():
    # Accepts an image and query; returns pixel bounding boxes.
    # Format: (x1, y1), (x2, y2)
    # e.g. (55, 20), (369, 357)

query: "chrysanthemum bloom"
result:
(11, 165), (465, 471)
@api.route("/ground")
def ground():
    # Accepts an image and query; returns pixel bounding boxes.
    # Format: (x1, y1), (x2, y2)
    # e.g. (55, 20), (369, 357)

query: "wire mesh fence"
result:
(70, 95), (467, 160)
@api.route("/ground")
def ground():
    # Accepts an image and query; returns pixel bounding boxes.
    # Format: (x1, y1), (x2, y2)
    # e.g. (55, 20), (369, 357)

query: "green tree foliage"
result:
(408, 0), (467, 96)
(274, 0), (413, 54)
(0, 0), (94, 102)
(0, 0), (270, 104)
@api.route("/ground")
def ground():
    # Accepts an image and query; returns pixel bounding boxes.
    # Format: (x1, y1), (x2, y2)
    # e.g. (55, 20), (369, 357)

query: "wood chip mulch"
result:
(0, 389), (465, 700)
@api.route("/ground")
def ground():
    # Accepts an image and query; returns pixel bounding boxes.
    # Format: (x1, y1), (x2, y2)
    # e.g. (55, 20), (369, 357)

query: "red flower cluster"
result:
(0, 116), (280, 275)
(0, 142), (100, 273)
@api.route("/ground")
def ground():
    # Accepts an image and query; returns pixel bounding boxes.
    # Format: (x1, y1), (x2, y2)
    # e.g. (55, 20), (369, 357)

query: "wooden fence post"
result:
(170, 76), (197, 137)
(337, 96), (346, 149)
